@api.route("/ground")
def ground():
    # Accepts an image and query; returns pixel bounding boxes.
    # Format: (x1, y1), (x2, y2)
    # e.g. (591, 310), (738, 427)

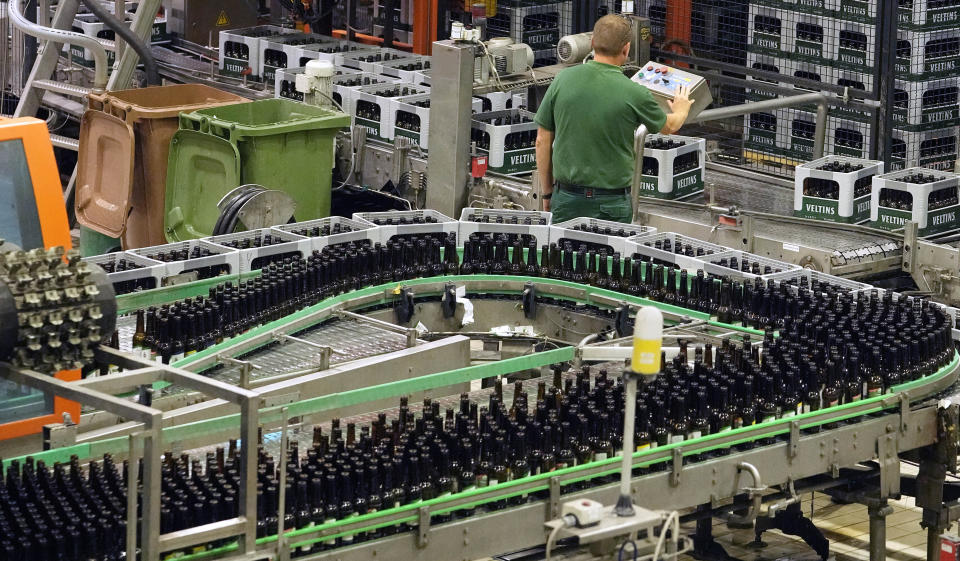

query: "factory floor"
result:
(677, 463), (934, 561)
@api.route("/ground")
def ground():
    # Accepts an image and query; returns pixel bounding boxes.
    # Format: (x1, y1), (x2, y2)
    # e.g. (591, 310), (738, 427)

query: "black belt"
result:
(556, 183), (629, 198)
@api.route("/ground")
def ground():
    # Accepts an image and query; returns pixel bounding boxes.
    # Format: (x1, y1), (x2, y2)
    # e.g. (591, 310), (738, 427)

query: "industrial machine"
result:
(0, 209), (957, 561)
(163, 0), (259, 46)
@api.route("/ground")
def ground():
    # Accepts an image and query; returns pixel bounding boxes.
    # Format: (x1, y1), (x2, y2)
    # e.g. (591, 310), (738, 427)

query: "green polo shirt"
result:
(535, 61), (667, 190)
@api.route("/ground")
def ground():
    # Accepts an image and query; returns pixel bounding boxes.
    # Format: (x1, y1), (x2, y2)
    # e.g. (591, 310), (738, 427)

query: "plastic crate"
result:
(277, 216), (379, 251)
(898, 0), (960, 31)
(352, 210), (459, 244)
(275, 67), (362, 101)
(794, 155), (883, 224)
(83, 251), (164, 295)
(203, 228), (311, 272)
(781, 0), (831, 16)
(257, 33), (318, 83)
(890, 126), (960, 171)
(826, 0), (877, 24)
(476, 91), (526, 112)
(471, 109), (538, 175)
(331, 72), (403, 115)
(630, 232), (729, 258)
(339, 48), (412, 72)
(827, 20), (876, 72)
(550, 218), (654, 255)
(219, 25), (297, 79)
(743, 109), (786, 155)
(131, 240), (240, 283)
(892, 78), (960, 132)
(352, 83), (430, 143)
(828, 116), (874, 160)
(830, 68), (874, 123)
(869, 167), (960, 235)
(284, 39), (375, 69)
(486, 2), (573, 52)
(747, 5), (834, 64)
(69, 13), (122, 68)
(375, 57), (430, 82)
(744, 52), (788, 102)
(459, 208), (552, 248)
(763, 268), (870, 294)
(776, 107), (818, 161)
(637, 134), (707, 200)
(896, 28), (960, 79)
(392, 93), (484, 149)
(703, 250), (801, 280)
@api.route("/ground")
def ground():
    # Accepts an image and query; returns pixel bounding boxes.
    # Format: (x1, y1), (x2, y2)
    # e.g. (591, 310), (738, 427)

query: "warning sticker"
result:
(216, 10), (230, 26)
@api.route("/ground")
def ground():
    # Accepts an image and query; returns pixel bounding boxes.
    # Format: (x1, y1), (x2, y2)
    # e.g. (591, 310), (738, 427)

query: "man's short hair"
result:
(593, 14), (632, 57)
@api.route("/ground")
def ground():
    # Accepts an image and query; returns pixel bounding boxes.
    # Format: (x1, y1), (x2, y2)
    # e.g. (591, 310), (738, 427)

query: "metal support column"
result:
(426, 40), (476, 217)
(867, 500), (892, 561)
(873, 0), (897, 165)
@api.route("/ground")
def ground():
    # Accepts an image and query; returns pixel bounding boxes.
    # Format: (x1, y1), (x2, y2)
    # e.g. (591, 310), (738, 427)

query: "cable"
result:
(652, 510), (680, 561)
(618, 539), (639, 561)
(544, 522), (564, 561)
(476, 39), (505, 91)
(80, 0), (160, 86)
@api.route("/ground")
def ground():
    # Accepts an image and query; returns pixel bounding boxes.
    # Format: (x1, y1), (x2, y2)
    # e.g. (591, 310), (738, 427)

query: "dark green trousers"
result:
(551, 187), (634, 225)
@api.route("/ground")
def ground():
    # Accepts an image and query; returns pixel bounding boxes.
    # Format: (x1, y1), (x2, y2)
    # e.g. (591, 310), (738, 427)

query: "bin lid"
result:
(75, 110), (135, 238)
(165, 130), (241, 242)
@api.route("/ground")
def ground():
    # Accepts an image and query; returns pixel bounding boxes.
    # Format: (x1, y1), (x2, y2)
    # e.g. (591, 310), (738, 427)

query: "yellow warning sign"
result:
(216, 10), (230, 27)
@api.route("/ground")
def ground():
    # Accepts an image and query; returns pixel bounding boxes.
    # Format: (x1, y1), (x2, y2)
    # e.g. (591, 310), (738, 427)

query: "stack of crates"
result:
(869, 167), (960, 236)
(486, 1), (573, 67)
(638, 134), (707, 200)
(352, 83), (430, 143)
(742, 1), (960, 170)
(373, 0), (415, 44)
(794, 155), (883, 223)
(219, 25), (298, 80)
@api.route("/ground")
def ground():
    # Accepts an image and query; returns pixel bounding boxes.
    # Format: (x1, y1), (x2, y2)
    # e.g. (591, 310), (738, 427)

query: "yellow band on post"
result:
(631, 339), (661, 375)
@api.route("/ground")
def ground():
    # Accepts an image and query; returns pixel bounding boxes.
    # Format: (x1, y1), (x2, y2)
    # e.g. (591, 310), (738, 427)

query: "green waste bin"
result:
(167, 99), (350, 242)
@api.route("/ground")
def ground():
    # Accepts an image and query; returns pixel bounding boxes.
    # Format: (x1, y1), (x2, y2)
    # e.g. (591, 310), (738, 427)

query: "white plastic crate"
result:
(203, 228), (311, 273)
(747, 5), (834, 64)
(780, 107), (819, 161)
(763, 268), (869, 294)
(339, 48), (411, 72)
(284, 39), (376, 69)
(890, 126), (960, 171)
(471, 109), (538, 175)
(331, 72), (402, 115)
(898, 0), (960, 31)
(277, 216), (379, 251)
(476, 91), (526, 112)
(743, 109), (786, 156)
(352, 209), (458, 244)
(258, 33), (320, 83)
(869, 167), (960, 235)
(781, 0), (831, 16)
(831, 68), (874, 123)
(896, 28), (960, 79)
(892, 77), (960, 132)
(352, 83), (429, 143)
(825, 0), (877, 23)
(375, 57), (430, 82)
(745, 52), (787, 102)
(84, 251), (165, 295)
(69, 13), (123, 67)
(391, 94), (482, 150)
(827, 20), (876, 72)
(413, 68), (432, 86)
(459, 208), (552, 248)
(630, 232), (729, 259)
(486, 2), (574, 53)
(627, 237), (714, 272)
(637, 134), (706, 200)
(130, 240), (240, 283)
(550, 218), (654, 255)
(794, 155), (883, 224)
(219, 25), (296, 79)
(828, 116), (874, 160)
(702, 250), (801, 280)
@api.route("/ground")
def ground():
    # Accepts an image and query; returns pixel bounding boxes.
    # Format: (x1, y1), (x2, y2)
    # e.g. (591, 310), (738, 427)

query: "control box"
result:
(631, 61), (713, 119)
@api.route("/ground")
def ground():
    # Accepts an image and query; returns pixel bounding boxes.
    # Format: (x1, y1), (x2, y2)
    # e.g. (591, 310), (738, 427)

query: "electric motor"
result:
(558, 32), (594, 64)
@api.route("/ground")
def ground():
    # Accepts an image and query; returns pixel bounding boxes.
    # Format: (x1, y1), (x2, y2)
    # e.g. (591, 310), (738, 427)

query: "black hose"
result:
(80, 0), (161, 86)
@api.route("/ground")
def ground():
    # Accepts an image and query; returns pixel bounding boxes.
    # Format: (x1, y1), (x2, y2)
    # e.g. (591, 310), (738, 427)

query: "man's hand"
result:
(667, 84), (694, 116)
(661, 85), (695, 134)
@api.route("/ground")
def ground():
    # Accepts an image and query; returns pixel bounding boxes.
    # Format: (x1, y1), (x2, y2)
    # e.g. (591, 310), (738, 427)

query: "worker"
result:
(535, 14), (694, 224)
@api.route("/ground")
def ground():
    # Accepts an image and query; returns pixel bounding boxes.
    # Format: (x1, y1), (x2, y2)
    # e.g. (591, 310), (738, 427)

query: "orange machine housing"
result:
(0, 117), (79, 440)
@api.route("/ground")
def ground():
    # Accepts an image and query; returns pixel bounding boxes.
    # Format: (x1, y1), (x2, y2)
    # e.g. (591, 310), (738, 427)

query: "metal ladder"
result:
(9, 0), (162, 207)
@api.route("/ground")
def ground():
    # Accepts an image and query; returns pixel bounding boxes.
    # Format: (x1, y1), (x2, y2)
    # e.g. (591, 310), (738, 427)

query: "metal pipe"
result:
(868, 501), (892, 561)
(9, 0), (108, 89)
(728, 462), (763, 526)
(814, 99), (829, 159)
(615, 371), (639, 516)
(687, 92), (832, 124)
(80, 0), (160, 86)
(630, 124), (650, 223)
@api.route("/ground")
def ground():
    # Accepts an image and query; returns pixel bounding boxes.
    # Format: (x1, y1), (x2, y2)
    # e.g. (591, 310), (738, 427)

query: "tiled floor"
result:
(677, 474), (934, 560)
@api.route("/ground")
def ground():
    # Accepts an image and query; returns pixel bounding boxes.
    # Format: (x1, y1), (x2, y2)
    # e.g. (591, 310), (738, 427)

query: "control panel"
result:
(630, 61), (713, 120)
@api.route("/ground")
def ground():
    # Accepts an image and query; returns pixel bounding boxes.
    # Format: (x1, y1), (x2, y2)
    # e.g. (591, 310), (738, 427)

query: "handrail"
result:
(10, 0), (108, 89)
(630, 123), (650, 222)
